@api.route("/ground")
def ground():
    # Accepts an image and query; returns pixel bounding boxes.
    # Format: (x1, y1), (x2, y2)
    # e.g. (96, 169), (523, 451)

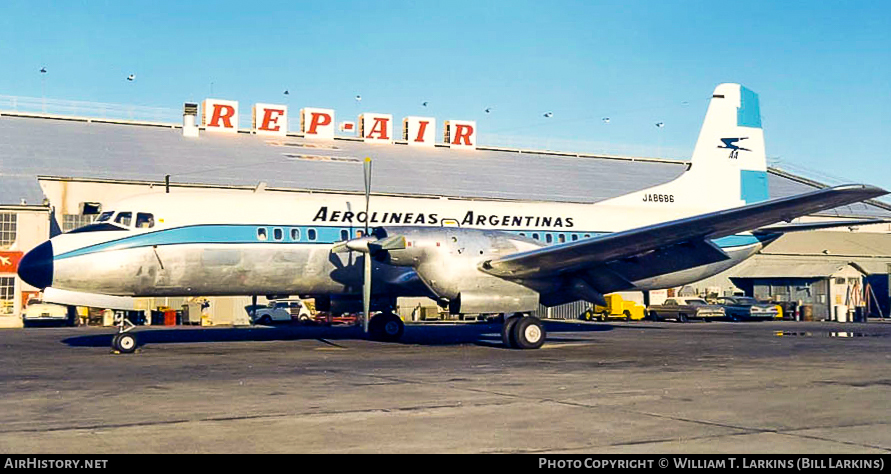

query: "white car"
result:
(249, 300), (313, 325)
(23, 299), (73, 326)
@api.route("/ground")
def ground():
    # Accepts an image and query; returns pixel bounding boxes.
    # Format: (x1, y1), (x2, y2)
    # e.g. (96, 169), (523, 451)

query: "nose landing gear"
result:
(111, 312), (139, 354)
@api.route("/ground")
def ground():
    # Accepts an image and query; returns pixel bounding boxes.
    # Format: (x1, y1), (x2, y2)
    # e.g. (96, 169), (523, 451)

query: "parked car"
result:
(648, 297), (725, 322)
(22, 299), (74, 326)
(249, 299), (313, 325)
(715, 296), (780, 321)
(313, 312), (360, 326)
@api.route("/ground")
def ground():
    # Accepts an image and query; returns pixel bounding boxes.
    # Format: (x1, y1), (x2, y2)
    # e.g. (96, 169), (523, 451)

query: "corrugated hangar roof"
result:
(0, 112), (889, 218)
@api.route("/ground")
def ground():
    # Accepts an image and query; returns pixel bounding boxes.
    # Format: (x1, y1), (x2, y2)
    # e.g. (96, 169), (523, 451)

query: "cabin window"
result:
(114, 212), (132, 227)
(532, 233), (540, 240)
(290, 228), (300, 241)
(340, 229), (349, 241)
(135, 213), (155, 229)
(96, 211), (114, 223)
(558, 234), (566, 243)
(571, 234), (578, 241)
(584, 234), (591, 238)
(273, 228), (283, 241)
(519, 232), (526, 237)
(257, 228), (268, 241)
(546, 234), (553, 243)
(307, 228), (317, 241)
(355, 229), (365, 238)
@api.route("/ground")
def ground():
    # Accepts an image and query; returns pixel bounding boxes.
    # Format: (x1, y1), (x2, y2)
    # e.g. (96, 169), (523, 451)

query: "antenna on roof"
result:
(165, 175), (170, 194)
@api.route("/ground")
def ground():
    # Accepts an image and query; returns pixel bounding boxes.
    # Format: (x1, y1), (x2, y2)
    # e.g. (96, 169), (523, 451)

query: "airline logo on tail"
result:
(718, 137), (751, 159)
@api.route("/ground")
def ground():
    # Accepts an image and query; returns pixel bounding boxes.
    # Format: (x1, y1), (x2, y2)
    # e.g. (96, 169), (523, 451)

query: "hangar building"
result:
(1, 95), (889, 326)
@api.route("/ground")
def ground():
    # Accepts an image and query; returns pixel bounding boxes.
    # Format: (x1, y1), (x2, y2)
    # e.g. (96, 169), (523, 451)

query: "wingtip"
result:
(831, 184), (888, 197)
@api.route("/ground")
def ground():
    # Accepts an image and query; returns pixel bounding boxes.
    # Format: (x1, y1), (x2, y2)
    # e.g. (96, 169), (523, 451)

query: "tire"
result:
(622, 310), (632, 321)
(511, 317), (546, 350)
(649, 311), (659, 321)
(369, 313), (404, 342)
(678, 313), (688, 323)
(501, 314), (522, 348)
(258, 315), (272, 325)
(113, 333), (138, 353)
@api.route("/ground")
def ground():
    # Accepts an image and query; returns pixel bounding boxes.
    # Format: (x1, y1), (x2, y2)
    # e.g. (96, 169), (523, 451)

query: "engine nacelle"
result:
(374, 226), (550, 314)
(449, 291), (539, 315)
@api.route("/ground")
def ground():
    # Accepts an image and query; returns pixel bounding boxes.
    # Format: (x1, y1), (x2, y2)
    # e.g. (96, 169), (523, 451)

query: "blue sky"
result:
(1, 1), (889, 194)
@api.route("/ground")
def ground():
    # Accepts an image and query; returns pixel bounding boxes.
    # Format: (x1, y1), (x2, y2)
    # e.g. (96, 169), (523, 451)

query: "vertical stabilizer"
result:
(602, 83), (768, 210)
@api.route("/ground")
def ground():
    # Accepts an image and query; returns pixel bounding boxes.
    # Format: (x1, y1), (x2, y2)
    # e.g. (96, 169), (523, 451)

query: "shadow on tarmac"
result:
(61, 320), (624, 349)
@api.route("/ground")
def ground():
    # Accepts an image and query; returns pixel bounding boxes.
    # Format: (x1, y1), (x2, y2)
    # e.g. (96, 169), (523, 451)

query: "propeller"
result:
(363, 157), (372, 333)
(330, 157), (406, 333)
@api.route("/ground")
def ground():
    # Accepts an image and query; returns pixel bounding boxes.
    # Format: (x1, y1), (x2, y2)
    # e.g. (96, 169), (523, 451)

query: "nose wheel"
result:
(110, 311), (139, 354)
(112, 332), (138, 353)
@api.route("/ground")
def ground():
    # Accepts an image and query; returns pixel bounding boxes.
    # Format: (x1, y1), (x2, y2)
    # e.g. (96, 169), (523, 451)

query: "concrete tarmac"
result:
(1, 320), (890, 453)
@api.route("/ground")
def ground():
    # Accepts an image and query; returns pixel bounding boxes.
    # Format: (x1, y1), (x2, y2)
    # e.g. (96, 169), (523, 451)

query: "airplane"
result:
(16, 83), (888, 353)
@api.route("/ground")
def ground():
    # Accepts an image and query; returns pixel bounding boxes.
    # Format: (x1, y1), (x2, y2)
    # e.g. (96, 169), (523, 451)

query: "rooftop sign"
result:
(198, 99), (477, 149)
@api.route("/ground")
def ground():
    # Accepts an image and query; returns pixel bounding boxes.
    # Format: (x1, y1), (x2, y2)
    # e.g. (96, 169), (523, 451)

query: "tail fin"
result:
(604, 83), (768, 210)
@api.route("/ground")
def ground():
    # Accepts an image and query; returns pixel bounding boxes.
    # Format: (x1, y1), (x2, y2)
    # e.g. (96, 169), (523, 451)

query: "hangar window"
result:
(546, 234), (553, 244)
(62, 214), (96, 232)
(114, 212), (132, 227)
(0, 277), (13, 315)
(0, 213), (17, 248)
(273, 228), (283, 241)
(257, 228), (268, 241)
(307, 228), (317, 241)
(290, 228), (300, 241)
(135, 213), (155, 229)
(340, 229), (349, 241)
(96, 212), (114, 223)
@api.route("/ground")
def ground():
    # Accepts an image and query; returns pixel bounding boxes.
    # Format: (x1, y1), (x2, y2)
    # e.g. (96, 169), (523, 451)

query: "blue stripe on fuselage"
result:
(54, 224), (766, 260)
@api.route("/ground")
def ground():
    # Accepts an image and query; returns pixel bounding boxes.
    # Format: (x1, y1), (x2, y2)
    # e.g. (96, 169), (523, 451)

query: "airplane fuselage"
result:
(37, 189), (770, 312)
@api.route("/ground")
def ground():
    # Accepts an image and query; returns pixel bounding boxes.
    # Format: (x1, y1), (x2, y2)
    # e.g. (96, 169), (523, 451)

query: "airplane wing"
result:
(480, 184), (887, 281)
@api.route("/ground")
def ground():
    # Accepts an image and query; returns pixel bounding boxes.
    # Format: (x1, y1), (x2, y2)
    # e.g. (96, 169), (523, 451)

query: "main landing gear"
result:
(111, 311), (139, 354)
(368, 312), (405, 342)
(501, 314), (546, 349)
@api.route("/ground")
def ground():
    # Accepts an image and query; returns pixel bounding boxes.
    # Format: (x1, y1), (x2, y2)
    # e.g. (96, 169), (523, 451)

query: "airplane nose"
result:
(18, 240), (54, 289)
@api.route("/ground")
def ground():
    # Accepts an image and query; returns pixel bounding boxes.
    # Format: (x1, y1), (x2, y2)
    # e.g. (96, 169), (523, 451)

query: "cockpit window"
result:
(96, 211), (114, 222)
(136, 213), (155, 229)
(114, 212), (132, 226)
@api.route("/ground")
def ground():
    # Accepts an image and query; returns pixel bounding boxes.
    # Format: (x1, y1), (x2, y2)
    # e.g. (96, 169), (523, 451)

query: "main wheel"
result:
(511, 316), (546, 350)
(112, 333), (138, 353)
(369, 313), (404, 342)
(501, 314), (522, 348)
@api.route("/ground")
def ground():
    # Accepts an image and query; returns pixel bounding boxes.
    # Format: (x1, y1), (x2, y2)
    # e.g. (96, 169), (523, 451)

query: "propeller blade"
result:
(363, 252), (372, 333)
(362, 157), (372, 333)
(363, 157), (372, 235)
